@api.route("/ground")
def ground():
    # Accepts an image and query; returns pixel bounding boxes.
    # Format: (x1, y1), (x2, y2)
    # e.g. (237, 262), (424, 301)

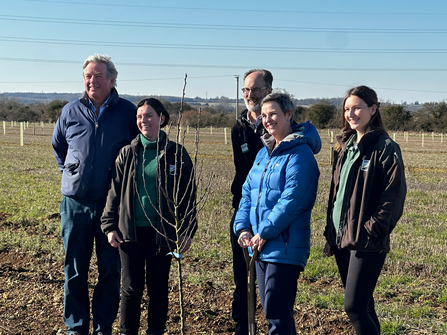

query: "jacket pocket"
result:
(281, 227), (290, 255)
(342, 219), (370, 250)
(63, 151), (80, 175)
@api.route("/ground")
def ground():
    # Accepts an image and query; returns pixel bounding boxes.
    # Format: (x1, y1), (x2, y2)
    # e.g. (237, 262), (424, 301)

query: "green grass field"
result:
(1, 124), (446, 334)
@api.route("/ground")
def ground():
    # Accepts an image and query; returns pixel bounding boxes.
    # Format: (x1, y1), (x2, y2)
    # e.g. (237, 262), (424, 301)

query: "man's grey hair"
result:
(83, 54), (118, 87)
(243, 69), (273, 88)
(261, 93), (295, 123)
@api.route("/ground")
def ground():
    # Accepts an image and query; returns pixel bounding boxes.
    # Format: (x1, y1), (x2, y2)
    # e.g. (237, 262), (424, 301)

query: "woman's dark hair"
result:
(136, 98), (170, 128)
(341, 85), (388, 136)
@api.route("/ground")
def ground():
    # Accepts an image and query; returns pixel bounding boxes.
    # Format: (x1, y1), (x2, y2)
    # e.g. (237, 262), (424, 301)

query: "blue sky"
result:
(1, 0), (447, 103)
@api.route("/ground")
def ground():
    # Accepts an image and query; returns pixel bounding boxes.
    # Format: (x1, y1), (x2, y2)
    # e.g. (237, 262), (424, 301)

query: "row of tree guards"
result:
(2, 121), (445, 148)
(1, 122), (232, 146)
(328, 129), (445, 165)
(327, 129), (444, 145)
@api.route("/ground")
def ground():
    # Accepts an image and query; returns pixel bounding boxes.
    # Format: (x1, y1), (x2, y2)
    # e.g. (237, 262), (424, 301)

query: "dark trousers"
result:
(334, 248), (386, 335)
(256, 260), (301, 335)
(60, 196), (120, 335)
(230, 210), (250, 334)
(119, 227), (172, 335)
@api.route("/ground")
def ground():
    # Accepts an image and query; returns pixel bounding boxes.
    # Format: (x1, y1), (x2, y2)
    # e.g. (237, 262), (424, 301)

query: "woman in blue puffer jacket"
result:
(234, 92), (321, 335)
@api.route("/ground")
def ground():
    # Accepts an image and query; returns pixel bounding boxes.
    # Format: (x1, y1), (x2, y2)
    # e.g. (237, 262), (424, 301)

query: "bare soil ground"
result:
(0, 213), (353, 335)
(0, 249), (353, 335)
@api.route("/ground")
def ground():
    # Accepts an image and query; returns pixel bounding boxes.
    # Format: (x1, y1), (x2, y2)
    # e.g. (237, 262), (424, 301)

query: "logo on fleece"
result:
(361, 156), (370, 171)
(169, 164), (176, 175)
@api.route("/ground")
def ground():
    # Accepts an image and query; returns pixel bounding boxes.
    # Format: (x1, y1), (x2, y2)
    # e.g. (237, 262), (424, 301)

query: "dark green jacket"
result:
(324, 129), (406, 252)
(101, 133), (197, 249)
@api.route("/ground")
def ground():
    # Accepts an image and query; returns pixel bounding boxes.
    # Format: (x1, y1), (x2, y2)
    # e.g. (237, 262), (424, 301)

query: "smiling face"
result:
(243, 71), (271, 114)
(83, 62), (114, 108)
(344, 95), (377, 138)
(137, 104), (165, 141)
(261, 101), (292, 145)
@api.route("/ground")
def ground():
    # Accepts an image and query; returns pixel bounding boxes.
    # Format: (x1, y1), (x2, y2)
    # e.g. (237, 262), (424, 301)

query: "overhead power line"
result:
(1, 56), (447, 72)
(278, 79), (447, 94)
(0, 75), (235, 84)
(20, 0), (447, 16)
(1, 74), (446, 96)
(1, 36), (447, 54)
(1, 14), (447, 34)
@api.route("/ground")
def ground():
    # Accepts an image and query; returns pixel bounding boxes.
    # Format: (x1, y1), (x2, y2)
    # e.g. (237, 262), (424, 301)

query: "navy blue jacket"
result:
(234, 121), (321, 268)
(52, 88), (139, 201)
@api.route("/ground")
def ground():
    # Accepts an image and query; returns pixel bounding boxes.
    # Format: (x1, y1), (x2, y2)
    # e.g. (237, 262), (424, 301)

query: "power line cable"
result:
(20, 0), (447, 16)
(0, 75), (235, 84)
(277, 79), (447, 94)
(1, 74), (445, 96)
(1, 36), (447, 54)
(1, 14), (447, 34)
(1, 56), (447, 72)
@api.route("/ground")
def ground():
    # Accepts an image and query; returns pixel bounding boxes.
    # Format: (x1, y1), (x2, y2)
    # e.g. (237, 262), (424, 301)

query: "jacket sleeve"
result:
(52, 111), (68, 172)
(233, 165), (254, 237)
(364, 141), (406, 238)
(100, 148), (126, 234)
(176, 146), (198, 239)
(230, 122), (250, 206)
(259, 147), (319, 240)
(231, 123), (252, 185)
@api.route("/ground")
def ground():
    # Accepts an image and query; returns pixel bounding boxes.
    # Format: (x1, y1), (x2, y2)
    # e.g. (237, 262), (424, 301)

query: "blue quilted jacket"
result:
(234, 121), (321, 268)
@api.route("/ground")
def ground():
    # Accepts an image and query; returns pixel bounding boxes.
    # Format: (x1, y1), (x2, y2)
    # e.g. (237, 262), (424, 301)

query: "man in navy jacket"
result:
(52, 54), (139, 335)
(230, 69), (273, 335)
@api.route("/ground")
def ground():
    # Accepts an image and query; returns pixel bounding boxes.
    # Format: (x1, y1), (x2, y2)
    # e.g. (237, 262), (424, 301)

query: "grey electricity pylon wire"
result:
(1, 14), (447, 34)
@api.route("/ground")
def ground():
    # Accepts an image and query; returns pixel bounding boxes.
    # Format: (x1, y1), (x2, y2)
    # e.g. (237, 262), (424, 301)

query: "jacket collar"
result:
(239, 109), (264, 132)
(79, 87), (119, 111)
(131, 130), (172, 155)
(262, 121), (322, 156)
(337, 129), (382, 153)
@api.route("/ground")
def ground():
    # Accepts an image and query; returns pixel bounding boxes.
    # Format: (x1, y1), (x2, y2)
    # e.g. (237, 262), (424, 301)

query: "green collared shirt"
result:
(332, 134), (360, 233)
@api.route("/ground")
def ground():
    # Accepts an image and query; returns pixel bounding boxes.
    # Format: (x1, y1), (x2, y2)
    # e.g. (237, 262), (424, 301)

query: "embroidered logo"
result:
(169, 164), (176, 175)
(361, 156), (370, 171)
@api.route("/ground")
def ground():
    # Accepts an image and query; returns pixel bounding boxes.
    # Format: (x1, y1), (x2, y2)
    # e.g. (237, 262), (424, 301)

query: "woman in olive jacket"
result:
(324, 86), (406, 335)
(101, 98), (196, 335)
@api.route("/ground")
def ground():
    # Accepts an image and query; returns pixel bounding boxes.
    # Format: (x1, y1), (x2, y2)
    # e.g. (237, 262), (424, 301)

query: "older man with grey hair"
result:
(52, 54), (139, 335)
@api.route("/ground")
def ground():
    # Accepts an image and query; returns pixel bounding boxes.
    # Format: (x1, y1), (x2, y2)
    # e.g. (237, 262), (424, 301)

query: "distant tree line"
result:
(296, 100), (447, 133)
(0, 99), (68, 123)
(0, 97), (236, 128)
(2, 97), (447, 132)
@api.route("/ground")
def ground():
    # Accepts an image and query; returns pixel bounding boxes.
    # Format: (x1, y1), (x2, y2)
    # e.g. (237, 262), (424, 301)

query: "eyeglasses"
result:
(241, 87), (267, 94)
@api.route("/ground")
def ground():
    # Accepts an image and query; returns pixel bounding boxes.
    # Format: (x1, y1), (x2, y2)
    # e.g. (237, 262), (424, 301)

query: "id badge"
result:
(361, 156), (370, 171)
(241, 143), (249, 153)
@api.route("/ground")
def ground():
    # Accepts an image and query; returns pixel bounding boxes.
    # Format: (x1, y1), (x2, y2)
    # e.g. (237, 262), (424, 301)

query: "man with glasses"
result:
(230, 69), (273, 335)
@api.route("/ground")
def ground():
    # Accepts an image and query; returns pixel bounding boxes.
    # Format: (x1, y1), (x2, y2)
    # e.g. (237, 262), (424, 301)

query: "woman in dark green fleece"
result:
(101, 98), (197, 335)
(324, 86), (406, 335)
